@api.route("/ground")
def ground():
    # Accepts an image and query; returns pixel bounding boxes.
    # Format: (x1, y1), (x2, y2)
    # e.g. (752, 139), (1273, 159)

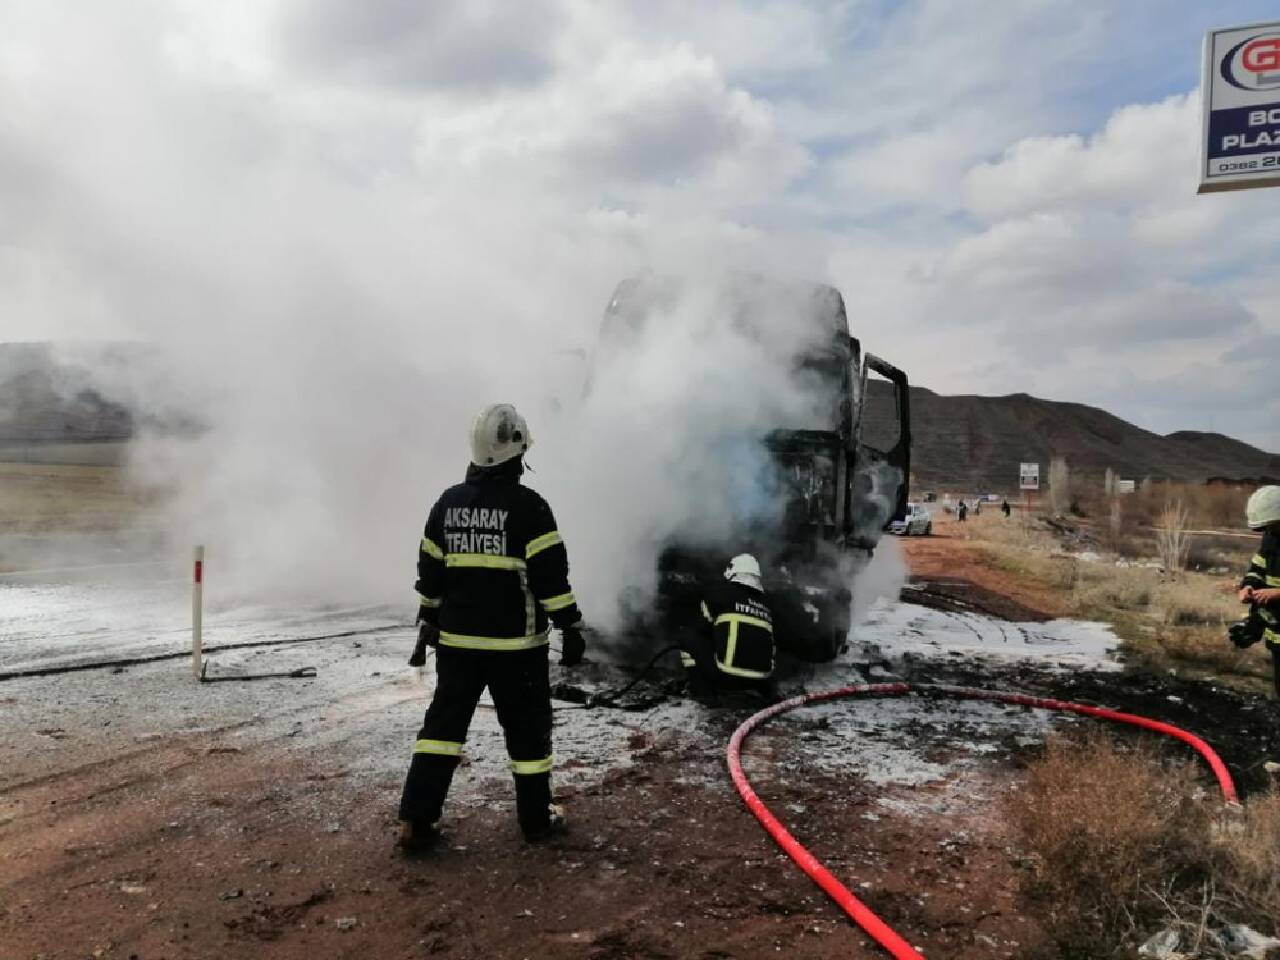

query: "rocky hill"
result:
(870, 382), (1280, 490)
(4, 341), (1276, 488)
(0, 343), (133, 444)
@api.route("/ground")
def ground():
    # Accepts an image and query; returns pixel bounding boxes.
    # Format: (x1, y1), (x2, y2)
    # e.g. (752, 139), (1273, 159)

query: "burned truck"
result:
(595, 275), (910, 662)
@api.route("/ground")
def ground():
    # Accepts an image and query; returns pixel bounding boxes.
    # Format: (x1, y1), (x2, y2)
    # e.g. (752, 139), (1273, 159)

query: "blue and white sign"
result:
(1200, 21), (1280, 193)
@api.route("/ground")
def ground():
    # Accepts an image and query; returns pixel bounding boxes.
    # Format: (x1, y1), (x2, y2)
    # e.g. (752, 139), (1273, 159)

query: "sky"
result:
(1, 2), (1278, 611)
(3, 1), (1277, 451)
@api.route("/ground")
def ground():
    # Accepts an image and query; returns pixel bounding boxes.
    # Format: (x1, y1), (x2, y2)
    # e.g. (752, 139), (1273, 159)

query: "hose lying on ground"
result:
(726, 682), (1240, 960)
(0, 625), (407, 683)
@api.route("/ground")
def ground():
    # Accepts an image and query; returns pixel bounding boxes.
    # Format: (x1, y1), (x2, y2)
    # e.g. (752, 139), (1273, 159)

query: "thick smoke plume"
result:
(1, 4), (907, 635)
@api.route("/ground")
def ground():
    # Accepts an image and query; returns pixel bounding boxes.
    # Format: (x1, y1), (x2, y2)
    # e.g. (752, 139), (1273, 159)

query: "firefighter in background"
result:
(398, 403), (586, 853)
(1231, 485), (1280, 694)
(681, 554), (775, 698)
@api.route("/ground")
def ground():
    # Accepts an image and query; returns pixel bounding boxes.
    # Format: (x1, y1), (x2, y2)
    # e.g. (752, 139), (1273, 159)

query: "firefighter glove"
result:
(1228, 617), (1263, 650)
(409, 623), (439, 666)
(560, 623), (586, 667)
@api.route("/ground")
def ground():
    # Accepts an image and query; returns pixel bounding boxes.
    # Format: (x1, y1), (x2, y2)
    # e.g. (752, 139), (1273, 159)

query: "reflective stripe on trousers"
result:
(510, 755), (553, 775)
(414, 738), (463, 757)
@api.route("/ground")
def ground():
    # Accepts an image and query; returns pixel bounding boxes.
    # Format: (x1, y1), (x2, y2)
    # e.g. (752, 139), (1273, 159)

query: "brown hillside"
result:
(865, 381), (1280, 490)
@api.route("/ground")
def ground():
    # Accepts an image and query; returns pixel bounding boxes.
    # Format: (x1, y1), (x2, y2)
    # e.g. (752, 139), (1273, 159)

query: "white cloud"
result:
(279, 0), (566, 92)
(1, 0), (1278, 616)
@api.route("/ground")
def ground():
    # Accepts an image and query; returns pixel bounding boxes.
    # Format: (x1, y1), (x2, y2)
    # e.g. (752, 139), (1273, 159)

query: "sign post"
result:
(1019, 462), (1040, 523)
(1198, 21), (1280, 194)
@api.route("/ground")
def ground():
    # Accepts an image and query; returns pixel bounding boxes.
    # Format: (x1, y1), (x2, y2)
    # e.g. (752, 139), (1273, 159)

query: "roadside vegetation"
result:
(0, 459), (159, 539)
(947, 485), (1272, 693)
(1008, 733), (1280, 957)
(939, 482), (1279, 955)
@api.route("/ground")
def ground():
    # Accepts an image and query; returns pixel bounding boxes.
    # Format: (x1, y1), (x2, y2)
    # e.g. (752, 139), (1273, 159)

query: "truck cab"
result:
(597, 275), (910, 661)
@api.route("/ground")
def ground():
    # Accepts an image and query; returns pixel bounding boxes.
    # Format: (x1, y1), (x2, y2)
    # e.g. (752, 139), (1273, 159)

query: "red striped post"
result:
(192, 545), (205, 678)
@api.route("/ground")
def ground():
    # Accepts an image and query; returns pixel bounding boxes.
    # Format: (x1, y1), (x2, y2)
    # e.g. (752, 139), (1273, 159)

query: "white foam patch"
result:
(854, 598), (1120, 671)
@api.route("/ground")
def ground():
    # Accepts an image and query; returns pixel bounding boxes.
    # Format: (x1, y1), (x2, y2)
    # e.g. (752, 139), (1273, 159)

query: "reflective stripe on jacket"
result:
(701, 580), (775, 679)
(1243, 531), (1280, 647)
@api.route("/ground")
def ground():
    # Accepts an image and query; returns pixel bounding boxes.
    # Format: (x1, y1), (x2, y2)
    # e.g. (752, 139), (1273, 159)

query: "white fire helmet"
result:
(724, 553), (762, 588)
(1246, 485), (1280, 531)
(469, 403), (532, 467)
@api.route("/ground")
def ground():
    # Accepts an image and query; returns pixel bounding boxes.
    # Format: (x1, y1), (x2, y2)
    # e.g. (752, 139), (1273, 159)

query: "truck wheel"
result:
(925, 522), (932, 535)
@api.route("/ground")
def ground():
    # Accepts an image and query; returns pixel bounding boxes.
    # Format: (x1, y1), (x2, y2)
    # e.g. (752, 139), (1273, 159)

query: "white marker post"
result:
(192, 545), (205, 679)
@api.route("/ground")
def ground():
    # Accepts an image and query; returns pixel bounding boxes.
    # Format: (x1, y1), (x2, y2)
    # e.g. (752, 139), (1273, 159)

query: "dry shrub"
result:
(1126, 483), (1254, 532)
(1071, 563), (1156, 613)
(1009, 733), (1280, 955)
(1156, 626), (1276, 683)
(1152, 581), (1238, 628)
(1157, 500), (1192, 577)
(1213, 790), (1280, 919)
(1008, 734), (1209, 950)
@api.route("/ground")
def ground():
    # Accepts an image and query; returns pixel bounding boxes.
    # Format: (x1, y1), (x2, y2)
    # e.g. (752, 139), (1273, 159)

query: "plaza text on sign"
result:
(1200, 21), (1280, 193)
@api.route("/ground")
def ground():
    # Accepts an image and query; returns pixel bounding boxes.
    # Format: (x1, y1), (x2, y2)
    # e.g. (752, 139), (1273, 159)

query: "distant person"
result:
(682, 554), (775, 701)
(1001, 498), (1012, 518)
(957, 501), (968, 522)
(1231, 486), (1280, 694)
(973, 499), (981, 516)
(398, 403), (587, 854)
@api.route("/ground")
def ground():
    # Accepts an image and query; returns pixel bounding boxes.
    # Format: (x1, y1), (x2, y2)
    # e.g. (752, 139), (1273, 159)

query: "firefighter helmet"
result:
(1246, 485), (1280, 531)
(469, 403), (532, 467)
(724, 553), (762, 586)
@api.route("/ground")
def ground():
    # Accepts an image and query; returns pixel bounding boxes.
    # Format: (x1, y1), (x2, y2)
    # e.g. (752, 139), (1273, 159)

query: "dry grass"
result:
(1075, 483), (1254, 533)
(1008, 734), (1280, 956)
(1072, 564), (1157, 612)
(953, 512), (1270, 690)
(0, 461), (160, 533)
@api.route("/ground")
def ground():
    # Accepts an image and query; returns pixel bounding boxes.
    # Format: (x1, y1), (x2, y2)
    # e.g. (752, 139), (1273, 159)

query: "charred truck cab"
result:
(599, 276), (910, 663)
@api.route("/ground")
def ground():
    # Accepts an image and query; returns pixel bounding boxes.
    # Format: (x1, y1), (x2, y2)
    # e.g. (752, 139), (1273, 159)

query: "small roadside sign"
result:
(1019, 462), (1040, 491)
(1199, 20), (1280, 193)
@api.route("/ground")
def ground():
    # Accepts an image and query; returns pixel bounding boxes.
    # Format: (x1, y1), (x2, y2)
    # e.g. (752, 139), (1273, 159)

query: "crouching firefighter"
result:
(1230, 485), (1280, 694)
(398, 403), (587, 853)
(681, 554), (775, 698)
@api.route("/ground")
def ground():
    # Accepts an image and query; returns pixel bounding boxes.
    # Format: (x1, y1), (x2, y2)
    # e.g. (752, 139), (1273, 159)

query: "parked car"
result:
(888, 502), (932, 536)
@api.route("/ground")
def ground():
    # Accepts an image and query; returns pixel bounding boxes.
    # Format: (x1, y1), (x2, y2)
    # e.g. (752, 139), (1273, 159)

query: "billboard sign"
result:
(1199, 21), (1280, 193)
(1019, 462), (1040, 491)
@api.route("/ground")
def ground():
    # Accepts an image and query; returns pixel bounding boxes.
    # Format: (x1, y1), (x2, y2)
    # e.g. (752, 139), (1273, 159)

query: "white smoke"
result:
(1, 4), (887, 628)
(540, 276), (842, 627)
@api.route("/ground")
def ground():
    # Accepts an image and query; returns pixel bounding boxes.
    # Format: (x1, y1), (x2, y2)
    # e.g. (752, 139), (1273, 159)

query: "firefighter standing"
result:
(681, 554), (775, 698)
(398, 404), (586, 853)
(1232, 485), (1280, 694)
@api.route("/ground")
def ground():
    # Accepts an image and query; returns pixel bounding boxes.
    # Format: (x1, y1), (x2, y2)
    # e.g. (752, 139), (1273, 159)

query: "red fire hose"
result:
(726, 682), (1240, 960)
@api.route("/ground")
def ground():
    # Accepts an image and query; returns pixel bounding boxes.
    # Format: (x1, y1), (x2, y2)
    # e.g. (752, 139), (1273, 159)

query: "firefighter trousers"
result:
(398, 644), (553, 833)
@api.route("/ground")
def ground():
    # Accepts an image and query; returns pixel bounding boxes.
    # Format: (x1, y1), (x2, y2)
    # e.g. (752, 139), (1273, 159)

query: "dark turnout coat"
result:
(1242, 530), (1280, 649)
(415, 460), (581, 649)
(697, 579), (775, 681)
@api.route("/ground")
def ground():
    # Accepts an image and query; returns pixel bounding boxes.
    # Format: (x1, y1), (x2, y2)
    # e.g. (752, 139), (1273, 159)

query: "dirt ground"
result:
(4, 523), (1279, 960)
(898, 513), (1066, 621)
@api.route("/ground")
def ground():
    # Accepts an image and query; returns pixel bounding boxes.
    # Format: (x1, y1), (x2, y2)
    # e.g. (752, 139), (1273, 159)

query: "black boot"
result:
(396, 819), (441, 856)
